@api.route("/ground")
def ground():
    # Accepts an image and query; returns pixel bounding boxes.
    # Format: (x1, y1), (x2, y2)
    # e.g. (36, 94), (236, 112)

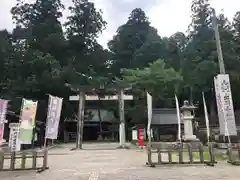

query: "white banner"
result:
(214, 74), (237, 136)
(0, 99), (8, 123)
(214, 77), (225, 135)
(8, 123), (21, 152)
(147, 92), (152, 141)
(0, 123), (5, 145)
(45, 95), (63, 139)
(202, 92), (210, 142)
(175, 95), (181, 142)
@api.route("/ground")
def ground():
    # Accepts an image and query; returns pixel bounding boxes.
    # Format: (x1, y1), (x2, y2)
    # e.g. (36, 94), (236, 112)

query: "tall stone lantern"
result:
(181, 100), (199, 141)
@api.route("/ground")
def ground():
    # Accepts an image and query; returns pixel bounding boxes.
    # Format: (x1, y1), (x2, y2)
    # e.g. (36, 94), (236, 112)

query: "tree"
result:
(182, 0), (217, 102)
(118, 59), (182, 122)
(0, 30), (14, 96)
(108, 8), (151, 75)
(120, 59), (182, 122)
(64, 0), (108, 148)
(9, 0), (67, 99)
(11, 0), (66, 63)
(65, 0), (108, 85)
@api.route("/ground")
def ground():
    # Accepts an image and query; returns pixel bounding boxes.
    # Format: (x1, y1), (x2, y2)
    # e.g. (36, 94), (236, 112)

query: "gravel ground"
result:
(1, 143), (240, 180)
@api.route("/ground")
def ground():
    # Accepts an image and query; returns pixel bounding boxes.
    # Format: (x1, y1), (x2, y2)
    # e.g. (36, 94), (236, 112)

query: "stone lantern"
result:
(181, 100), (199, 142)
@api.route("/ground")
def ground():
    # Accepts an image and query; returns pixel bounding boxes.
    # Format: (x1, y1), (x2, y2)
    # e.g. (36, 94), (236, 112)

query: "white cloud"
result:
(148, 0), (240, 38)
(0, 0), (239, 48)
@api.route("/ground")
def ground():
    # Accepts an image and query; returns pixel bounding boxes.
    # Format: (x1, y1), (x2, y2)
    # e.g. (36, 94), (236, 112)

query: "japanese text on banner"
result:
(217, 74), (237, 136)
(45, 95), (63, 140)
(0, 99), (8, 123)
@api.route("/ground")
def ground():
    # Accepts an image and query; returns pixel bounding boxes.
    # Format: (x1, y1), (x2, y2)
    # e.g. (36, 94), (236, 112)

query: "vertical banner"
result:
(214, 74), (237, 136)
(19, 99), (38, 144)
(0, 99), (8, 123)
(146, 92), (152, 143)
(202, 92), (210, 143)
(9, 123), (21, 152)
(0, 99), (8, 145)
(175, 94), (181, 142)
(214, 77), (225, 135)
(45, 95), (63, 140)
(0, 123), (5, 145)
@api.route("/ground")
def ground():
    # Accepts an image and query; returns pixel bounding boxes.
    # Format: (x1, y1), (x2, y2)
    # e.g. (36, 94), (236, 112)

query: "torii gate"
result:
(69, 88), (133, 149)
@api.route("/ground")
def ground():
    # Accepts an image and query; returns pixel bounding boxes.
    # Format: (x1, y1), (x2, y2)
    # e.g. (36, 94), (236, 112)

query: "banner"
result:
(9, 123), (21, 152)
(175, 94), (181, 142)
(214, 74), (237, 136)
(146, 92), (152, 142)
(0, 99), (8, 123)
(202, 92), (210, 143)
(19, 99), (38, 144)
(0, 123), (5, 145)
(214, 77), (225, 135)
(45, 95), (63, 139)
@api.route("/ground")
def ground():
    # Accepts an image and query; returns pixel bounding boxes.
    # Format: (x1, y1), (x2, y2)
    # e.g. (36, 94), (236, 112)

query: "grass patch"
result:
(170, 150), (240, 162)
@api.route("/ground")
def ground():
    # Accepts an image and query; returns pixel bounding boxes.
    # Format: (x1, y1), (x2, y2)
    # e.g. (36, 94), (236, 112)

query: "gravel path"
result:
(1, 143), (240, 180)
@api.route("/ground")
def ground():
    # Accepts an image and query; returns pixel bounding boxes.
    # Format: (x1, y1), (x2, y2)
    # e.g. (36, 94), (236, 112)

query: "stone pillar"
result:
(181, 100), (199, 142)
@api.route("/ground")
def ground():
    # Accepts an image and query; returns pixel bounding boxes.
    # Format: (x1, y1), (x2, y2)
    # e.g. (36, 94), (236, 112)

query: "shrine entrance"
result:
(67, 87), (133, 150)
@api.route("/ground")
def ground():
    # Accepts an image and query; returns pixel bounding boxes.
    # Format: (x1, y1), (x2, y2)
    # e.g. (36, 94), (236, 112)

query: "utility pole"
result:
(76, 90), (85, 149)
(118, 88), (126, 148)
(212, 8), (226, 74)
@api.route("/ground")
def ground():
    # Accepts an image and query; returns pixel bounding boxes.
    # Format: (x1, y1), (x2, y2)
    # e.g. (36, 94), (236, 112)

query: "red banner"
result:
(138, 128), (144, 148)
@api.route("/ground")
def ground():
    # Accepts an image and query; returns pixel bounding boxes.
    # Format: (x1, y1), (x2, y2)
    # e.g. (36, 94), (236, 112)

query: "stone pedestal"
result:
(181, 100), (199, 142)
(183, 117), (198, 141)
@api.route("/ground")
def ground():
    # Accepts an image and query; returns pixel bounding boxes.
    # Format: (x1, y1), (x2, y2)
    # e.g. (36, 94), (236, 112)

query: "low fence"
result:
(0, 149), (49, 173)
(228, 143), (240, 166)
(147, 142), (217, 167)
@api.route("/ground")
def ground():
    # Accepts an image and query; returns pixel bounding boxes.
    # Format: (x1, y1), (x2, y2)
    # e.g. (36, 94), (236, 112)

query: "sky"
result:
(0, 0), (240, 48)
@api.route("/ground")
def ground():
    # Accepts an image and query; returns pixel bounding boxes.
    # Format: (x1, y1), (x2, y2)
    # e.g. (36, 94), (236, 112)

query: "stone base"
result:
(217, 135), (239, 143)
(183, 135), (200, 142)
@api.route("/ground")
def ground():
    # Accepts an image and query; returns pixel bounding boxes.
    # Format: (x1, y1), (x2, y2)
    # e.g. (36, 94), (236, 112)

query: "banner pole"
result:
(175, 95), (182, 143)
(146, 92), (152, 149)
(202, 92), (210, 144)
(44, 138), (47, 149)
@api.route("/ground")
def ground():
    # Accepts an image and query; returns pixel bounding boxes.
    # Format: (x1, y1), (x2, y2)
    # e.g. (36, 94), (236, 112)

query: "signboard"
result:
(0, 99), (8, 123)
(132, 130), (137, 140)
(19, 99), (38, 144)
(8, 123), (21, 152)
(69, 95), (133, 101)
(214, 74), (237, 136)
(45, 95), (63, 140)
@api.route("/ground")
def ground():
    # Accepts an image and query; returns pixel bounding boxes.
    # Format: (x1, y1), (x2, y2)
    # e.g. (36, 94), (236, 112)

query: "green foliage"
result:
(119, 60), (182, 105)
(1, 0), (240, 123)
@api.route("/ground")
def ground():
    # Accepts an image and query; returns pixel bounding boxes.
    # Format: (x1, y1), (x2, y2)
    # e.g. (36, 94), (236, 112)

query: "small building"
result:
(151, 108), (183, 141)
(63, 109), (118, 142)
